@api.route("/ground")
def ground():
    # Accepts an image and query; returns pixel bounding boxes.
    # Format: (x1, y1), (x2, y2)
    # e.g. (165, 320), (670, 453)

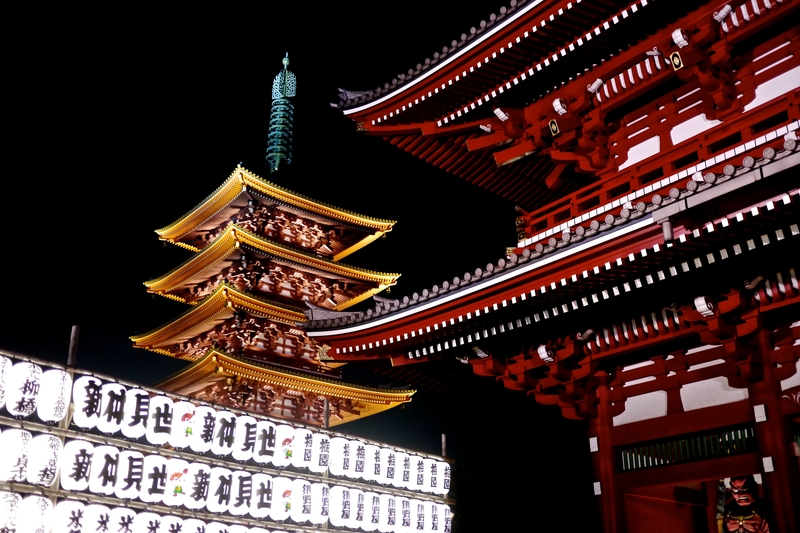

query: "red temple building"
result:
(311, 0), (800, 531)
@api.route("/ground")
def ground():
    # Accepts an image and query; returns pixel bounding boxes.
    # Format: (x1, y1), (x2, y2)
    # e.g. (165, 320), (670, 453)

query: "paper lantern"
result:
(109, 506), (137, 533)
(72, 375), (103, 428)
(377, 494), (396, 533)
(139, 454), (169, 504)
(145, 395), (174, 446)
(289, 478), (313, 523)
(210, 411), (237, 457)
(328, 486), (350, 529)
(181, 518), (207, 533)
(61, 439), (94, 491)
(272, 425), (295, 468)
(228, 470), (253, 516)
(248, 473), (274, 518)
(309, 482), (330, 525)
(26, 433), (62, 486)
(232, 415), (258, 462)
(205, 466), (233, 514)
(349, 489), (366, 530)
(247, 528), (270, 533)
(410, 456), (426, 491)
(37, 369), (72, 423)
(168, 401), (194, 449)
(351, 440), (368, 480)
(0, 491), (22, 533)
(422, 458), (437, 494)
(363, 444), (380, 482)
(396, 497), (413, 533)
(268, 476), (292, 522)
(17, 495), (52, 533)
(0, 356), (12, 411)
(52, 500), (85, 533)
(362, 491), (381, 532)
(0, 429), (31, 481)
(183, 462), (212, 511)
(328, 437), (348, 477)
(89, 445), (120, 495)
(438, 504), (452, 533)
(96, 383), (128, 434)
(377, 447), (395, 486)
(204, 522), (228, 533)
(189, 405), (216, 453)
(163, 458), (191, 507)
(121, 389), (150, 440)
(411, 499), (426, 533)
(252, 419), (278, 465)
(424, 501), (439, 533)
(115, 450), (145, 500)
(291, 427), (313, 470)
(83, 504), (112, 533)
(131, 512), (161, 533)
(5, 362), (42, 418)
(159, 514), (183, 533)
(309, 433), (330, 474)
(228, 525), (248, 533)
(391, 451), (410, 489)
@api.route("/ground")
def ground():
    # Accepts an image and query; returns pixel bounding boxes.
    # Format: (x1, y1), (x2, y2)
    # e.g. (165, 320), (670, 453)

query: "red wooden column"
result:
(748, 326), (800, 532)
(588, 371), (625, 533)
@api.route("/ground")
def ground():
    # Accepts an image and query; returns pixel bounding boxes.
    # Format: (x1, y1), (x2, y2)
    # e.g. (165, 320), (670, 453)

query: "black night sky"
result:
(4, 3), (597, 530)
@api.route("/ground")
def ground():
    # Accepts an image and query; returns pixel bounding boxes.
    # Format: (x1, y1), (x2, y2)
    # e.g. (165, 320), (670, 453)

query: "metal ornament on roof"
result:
(266, 54), (296, 173)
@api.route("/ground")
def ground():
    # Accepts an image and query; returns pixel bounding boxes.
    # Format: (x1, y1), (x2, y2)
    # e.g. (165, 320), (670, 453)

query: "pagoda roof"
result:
(131, 283), (308, 357)
(145, 224), (399, 309)
(157, 165), (395, 258)
(156, 347), (416, 427)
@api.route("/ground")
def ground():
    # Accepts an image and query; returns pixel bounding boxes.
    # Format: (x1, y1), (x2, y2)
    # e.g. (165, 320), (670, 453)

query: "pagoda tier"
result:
(145, 224), (399, 309)
(155, 347), (414, 427)
(157, 165), (395, 260)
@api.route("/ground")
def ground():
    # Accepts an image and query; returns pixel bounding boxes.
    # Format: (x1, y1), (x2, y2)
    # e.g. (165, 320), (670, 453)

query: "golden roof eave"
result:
(157, 347), (415, 426)
(130, 283), (307, 354)
(156, 165), (396, 245)
(145, 225), (400, 307)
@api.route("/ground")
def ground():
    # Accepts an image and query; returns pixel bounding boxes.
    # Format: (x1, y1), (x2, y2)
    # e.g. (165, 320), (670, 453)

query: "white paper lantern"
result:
(411, 456), (426, 491)
(362, 491), (381, 531)
(52, 500), (85, 533)
(145, 395), (174, 446)
(0, 356), (12, 411)
(328, 486), (350, 528)
(189, 405), (216, 453)
(289, 478), (313, 523)
(168, 401), (195, 449)
(182, 518), (207, 533)
(132, 512), (161, 533)
(252, 419), (278, 465)
(61, 439), (94, 491)
(411, 499), (426, 533)
(349, 488), (366, 530)
(310, 482), (330, 525)
(72, 376), (103, 428)
(248, 528), (270, 533)
(26, 433), (62, 486)
(438, 461), (451, 496)
(438, 504), (452, 533)
(163, 458), (191, 507)
(109, 506), (136, 533)
(309, 433), (330, 474)
(210, 411), (237, 457)
(5, 362), (42, 418)
(159, 514), (183, 533)
(377, 447), (394, 486)
(206, 466), (232, 514)
(89, 445), (120, 495)
(397, 497), (413, 533)
(392, 451), (410, 489)
(363, 444), (380, 482)
(0, 429), (31, 481)
(96, 383), (128, 434)
(204, 522), (228, 533)
(139, 454), (169, 504)
(121, 389), (150, 440)
(83, 504), (112, 533)
(269, 476), (293, 522)
(272, 425), (295, 468)
(37, 369), (72, 423)
(351, 440), (368, 480)
(17, 495), (52, 533)
(228, 525), (248, 533)
(328, 437), (348, 478)
(228, 470), (252, 516)
(249, 472), (274, 518)
(377, 494), (396, 533)
(422, 458), (436, 494)
(0, 491), (22, 533)
(183, 462), (212, 510)
(232, 415), (258, 462)
(291, 428), (313, 470)
(115, 450), (145, 500)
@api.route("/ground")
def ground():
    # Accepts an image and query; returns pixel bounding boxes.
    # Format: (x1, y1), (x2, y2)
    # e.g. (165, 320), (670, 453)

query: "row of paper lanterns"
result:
(0, 356), (449, 496)
(0, 430), (451, 532)
(1, 488), (451, 533)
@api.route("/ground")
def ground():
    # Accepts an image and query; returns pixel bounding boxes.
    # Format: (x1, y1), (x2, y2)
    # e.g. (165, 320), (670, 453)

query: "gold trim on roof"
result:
(156, 165), (395, 244)
(130, 284), (307, 354)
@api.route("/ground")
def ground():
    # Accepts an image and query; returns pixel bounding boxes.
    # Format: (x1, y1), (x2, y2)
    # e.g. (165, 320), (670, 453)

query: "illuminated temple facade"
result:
(132, 162), (413, 426)
(312, 0), (800, 531)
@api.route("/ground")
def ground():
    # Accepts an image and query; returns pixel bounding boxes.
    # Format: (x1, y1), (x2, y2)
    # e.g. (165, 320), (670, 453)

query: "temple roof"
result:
(156, 347), (415, 427)
(145, 224), (399, 309)
(157, 165), (395, 259)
